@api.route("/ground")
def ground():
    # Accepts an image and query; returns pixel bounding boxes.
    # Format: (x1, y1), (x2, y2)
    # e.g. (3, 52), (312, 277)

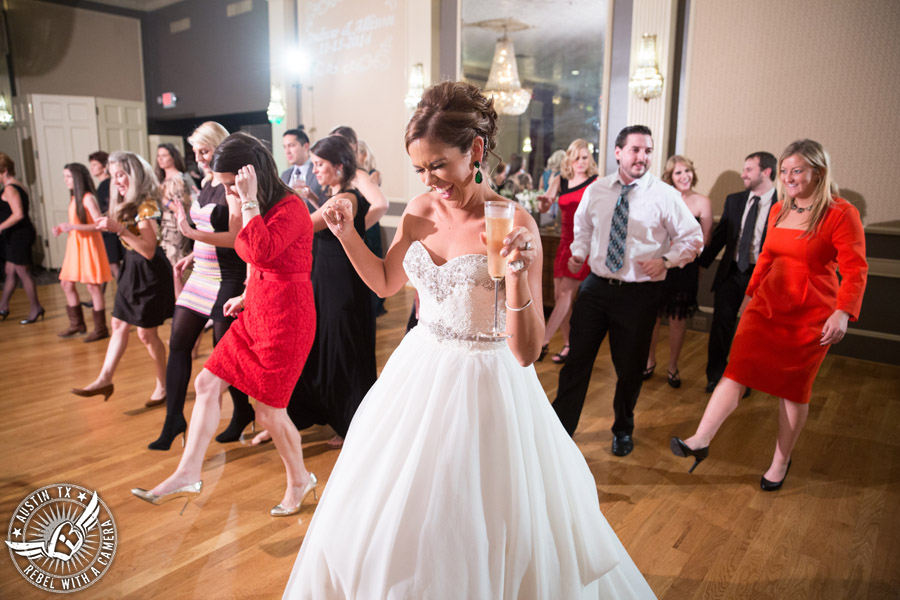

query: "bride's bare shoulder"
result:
(402, 192), (438, 218)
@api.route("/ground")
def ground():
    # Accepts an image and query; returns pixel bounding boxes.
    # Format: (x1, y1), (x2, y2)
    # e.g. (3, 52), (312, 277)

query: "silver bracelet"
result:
(505, 298), (533, 312)
(241, 201), (259, 211)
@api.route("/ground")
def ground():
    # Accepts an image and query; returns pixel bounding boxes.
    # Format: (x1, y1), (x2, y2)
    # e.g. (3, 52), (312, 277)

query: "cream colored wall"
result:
(683, 0), (900, 225)
(298, 0), (433, 225)
(7, 0), (144, 102)
(627, 0), (677, 178)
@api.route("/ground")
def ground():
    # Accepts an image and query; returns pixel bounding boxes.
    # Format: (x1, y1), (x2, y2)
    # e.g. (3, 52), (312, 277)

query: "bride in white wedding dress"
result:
(283, 81), (655, 600)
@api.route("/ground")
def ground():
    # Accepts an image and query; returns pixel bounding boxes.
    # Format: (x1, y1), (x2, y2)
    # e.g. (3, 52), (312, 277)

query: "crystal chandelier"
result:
(484, 33), (531, 116)
(629, 34), (664, 102)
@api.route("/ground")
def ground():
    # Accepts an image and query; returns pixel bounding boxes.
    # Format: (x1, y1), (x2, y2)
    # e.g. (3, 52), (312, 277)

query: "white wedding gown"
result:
(283, 241), (656, 599)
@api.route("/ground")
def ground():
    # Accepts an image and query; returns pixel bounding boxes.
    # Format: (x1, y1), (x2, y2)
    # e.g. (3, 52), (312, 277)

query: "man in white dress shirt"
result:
(552, 125), (704, 456)
(280, 127), (326, 210)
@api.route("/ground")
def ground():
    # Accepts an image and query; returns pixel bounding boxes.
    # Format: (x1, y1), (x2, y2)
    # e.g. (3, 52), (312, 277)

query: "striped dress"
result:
(176, 183), (245, 320)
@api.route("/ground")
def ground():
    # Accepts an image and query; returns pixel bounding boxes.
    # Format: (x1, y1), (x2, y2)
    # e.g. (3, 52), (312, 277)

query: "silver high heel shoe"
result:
(270, 473), (318, 517)
(131, 481), (203, 515)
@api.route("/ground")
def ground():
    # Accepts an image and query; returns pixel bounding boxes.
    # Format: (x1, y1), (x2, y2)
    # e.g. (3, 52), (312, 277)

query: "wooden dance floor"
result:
(1, 283), (898, 599)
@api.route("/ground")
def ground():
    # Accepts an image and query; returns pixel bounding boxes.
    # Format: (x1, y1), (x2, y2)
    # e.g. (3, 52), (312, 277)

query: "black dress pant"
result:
(706, 263), (753, 385)
(553, 273), (662, 437)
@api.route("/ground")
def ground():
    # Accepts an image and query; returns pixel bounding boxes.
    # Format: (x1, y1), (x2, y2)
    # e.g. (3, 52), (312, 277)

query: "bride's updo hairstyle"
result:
(404, 81), (499, 163)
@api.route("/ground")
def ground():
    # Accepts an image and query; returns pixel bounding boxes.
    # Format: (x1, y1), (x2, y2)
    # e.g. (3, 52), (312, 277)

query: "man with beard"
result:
(551, 125), (704, 456)
(698, 152), (777, 393)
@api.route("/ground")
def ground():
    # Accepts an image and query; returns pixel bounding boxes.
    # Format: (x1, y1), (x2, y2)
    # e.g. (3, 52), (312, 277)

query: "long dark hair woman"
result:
(156, 143), (194, 296)
(53, 162), (112, 342)
(0, 152), (43, 323)
(133, 133), (319, 518)
(72, 152), (175, 404)
(251, 134), (377, 449)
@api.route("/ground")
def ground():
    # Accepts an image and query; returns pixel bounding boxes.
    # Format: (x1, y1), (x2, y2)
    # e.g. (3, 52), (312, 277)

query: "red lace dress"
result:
(725, 199), (867, 403)
(205, 195), (315, 407)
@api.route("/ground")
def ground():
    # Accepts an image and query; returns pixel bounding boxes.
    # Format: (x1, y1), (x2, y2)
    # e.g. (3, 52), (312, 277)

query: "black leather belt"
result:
(596, 275), (637, 286)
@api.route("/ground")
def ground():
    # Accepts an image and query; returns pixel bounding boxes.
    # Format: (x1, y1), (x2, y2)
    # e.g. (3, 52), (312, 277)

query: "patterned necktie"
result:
(605, 183), (636, 272)
(737, 195), (760, 272)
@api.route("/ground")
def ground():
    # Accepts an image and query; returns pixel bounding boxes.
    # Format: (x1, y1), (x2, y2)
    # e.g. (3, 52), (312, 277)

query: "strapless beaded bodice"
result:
(403, 241), (507, 352)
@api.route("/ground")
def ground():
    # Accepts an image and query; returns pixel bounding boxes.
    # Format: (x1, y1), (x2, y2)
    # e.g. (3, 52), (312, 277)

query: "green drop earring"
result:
(474, 161), (482, 184)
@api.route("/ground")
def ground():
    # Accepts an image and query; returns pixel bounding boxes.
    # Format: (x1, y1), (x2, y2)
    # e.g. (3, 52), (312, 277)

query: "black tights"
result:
(165, 306), (250, 418)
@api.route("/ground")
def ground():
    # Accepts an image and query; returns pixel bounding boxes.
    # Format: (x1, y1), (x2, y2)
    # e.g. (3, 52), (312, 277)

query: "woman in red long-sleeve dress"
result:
(133, 133), (319, 516)
(671, 139), (867, 491)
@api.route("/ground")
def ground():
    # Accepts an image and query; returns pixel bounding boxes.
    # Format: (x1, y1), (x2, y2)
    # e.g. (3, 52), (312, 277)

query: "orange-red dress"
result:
(58, 197), (112, 284)
(724, 199), (867, 403)
(204, 195), (316, 407)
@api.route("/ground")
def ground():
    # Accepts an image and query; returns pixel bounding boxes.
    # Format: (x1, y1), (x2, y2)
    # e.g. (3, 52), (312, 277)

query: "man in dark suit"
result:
(280, 127), (326, 211)
(698, 151), (777, 392)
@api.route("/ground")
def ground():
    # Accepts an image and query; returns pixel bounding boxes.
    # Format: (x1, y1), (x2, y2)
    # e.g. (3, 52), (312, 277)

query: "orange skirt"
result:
(59, 229), (113, 284)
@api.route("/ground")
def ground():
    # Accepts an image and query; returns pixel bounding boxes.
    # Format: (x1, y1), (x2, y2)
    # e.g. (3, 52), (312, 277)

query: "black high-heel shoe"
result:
(760, 459), (792, 491)
(20, 307), (45, 324)
(670, 437), (709, 473)
(148, 413), (188, 451)
(215, 405), (256, 443)
(667, 369), (681, 389)
(537, 345), (549, 362)
(551, 345), (570, 364)
(0, 309), (9, 321)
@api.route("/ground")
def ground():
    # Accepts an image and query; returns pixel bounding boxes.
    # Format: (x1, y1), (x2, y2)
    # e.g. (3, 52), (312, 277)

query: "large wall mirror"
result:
(461, 1), (606, 193)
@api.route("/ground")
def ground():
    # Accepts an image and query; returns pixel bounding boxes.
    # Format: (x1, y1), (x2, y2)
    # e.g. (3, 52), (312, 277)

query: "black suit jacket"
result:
(280, 160), (327, 208)
(698, 190), (776, 291)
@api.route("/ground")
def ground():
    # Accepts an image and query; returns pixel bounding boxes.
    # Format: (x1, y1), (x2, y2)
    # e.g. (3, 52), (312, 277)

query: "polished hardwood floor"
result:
(1, 283), (898, 599)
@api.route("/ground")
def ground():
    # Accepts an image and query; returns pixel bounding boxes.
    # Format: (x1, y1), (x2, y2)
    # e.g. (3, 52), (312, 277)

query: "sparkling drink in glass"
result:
(480, 200), (516, 339)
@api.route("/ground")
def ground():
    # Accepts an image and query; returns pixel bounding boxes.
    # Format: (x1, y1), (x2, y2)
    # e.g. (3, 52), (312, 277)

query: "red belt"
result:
(254, 269), (310, 282)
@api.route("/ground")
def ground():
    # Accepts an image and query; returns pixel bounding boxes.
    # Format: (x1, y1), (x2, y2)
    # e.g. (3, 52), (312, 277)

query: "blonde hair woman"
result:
(644, 155), (712, 387)
(72, 152), (175, 405)
(671, 139), (868, 491)
(147, 122), (257, 451)
(537, 138), (599, 362)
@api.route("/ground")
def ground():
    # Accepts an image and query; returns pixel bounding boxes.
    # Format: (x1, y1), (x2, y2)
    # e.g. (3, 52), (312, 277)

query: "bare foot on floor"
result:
(327, 435), (344, 448)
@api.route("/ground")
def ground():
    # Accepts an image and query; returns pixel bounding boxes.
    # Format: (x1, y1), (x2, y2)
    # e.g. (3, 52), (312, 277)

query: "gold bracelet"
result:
(505, 298), (533, 312)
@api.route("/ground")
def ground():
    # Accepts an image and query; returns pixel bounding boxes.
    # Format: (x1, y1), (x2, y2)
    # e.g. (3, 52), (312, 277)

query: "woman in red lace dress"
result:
(671, 139), (867, 491)
(133, 133), (318, 516)
(537, 139), (598, 363)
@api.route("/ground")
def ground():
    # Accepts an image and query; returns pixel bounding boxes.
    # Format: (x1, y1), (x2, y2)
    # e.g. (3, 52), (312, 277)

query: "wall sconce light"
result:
(267, 86), (286, 125)
(404, 63), (425, 110)
(0, 95), (14, 129)
(522, 136), (532, 154)
(628, 34), (664, 102)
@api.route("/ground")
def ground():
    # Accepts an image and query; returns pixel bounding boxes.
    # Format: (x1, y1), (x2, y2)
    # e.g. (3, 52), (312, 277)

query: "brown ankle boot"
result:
(84, 309), (109, 343)
(58, 305), (87, 337)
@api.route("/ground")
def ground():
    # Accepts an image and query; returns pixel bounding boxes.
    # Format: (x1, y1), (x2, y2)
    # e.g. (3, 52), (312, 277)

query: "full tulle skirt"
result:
(283, 326), (656, 599)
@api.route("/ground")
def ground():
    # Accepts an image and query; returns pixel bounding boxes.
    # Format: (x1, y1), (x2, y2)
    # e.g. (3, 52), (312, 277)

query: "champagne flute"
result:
(479, 200), (516, 339)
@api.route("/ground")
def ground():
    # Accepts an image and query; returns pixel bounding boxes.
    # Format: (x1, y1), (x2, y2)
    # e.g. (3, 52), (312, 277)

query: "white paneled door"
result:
(96, 97), (148, 159)
(29, 94), (100, 268)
